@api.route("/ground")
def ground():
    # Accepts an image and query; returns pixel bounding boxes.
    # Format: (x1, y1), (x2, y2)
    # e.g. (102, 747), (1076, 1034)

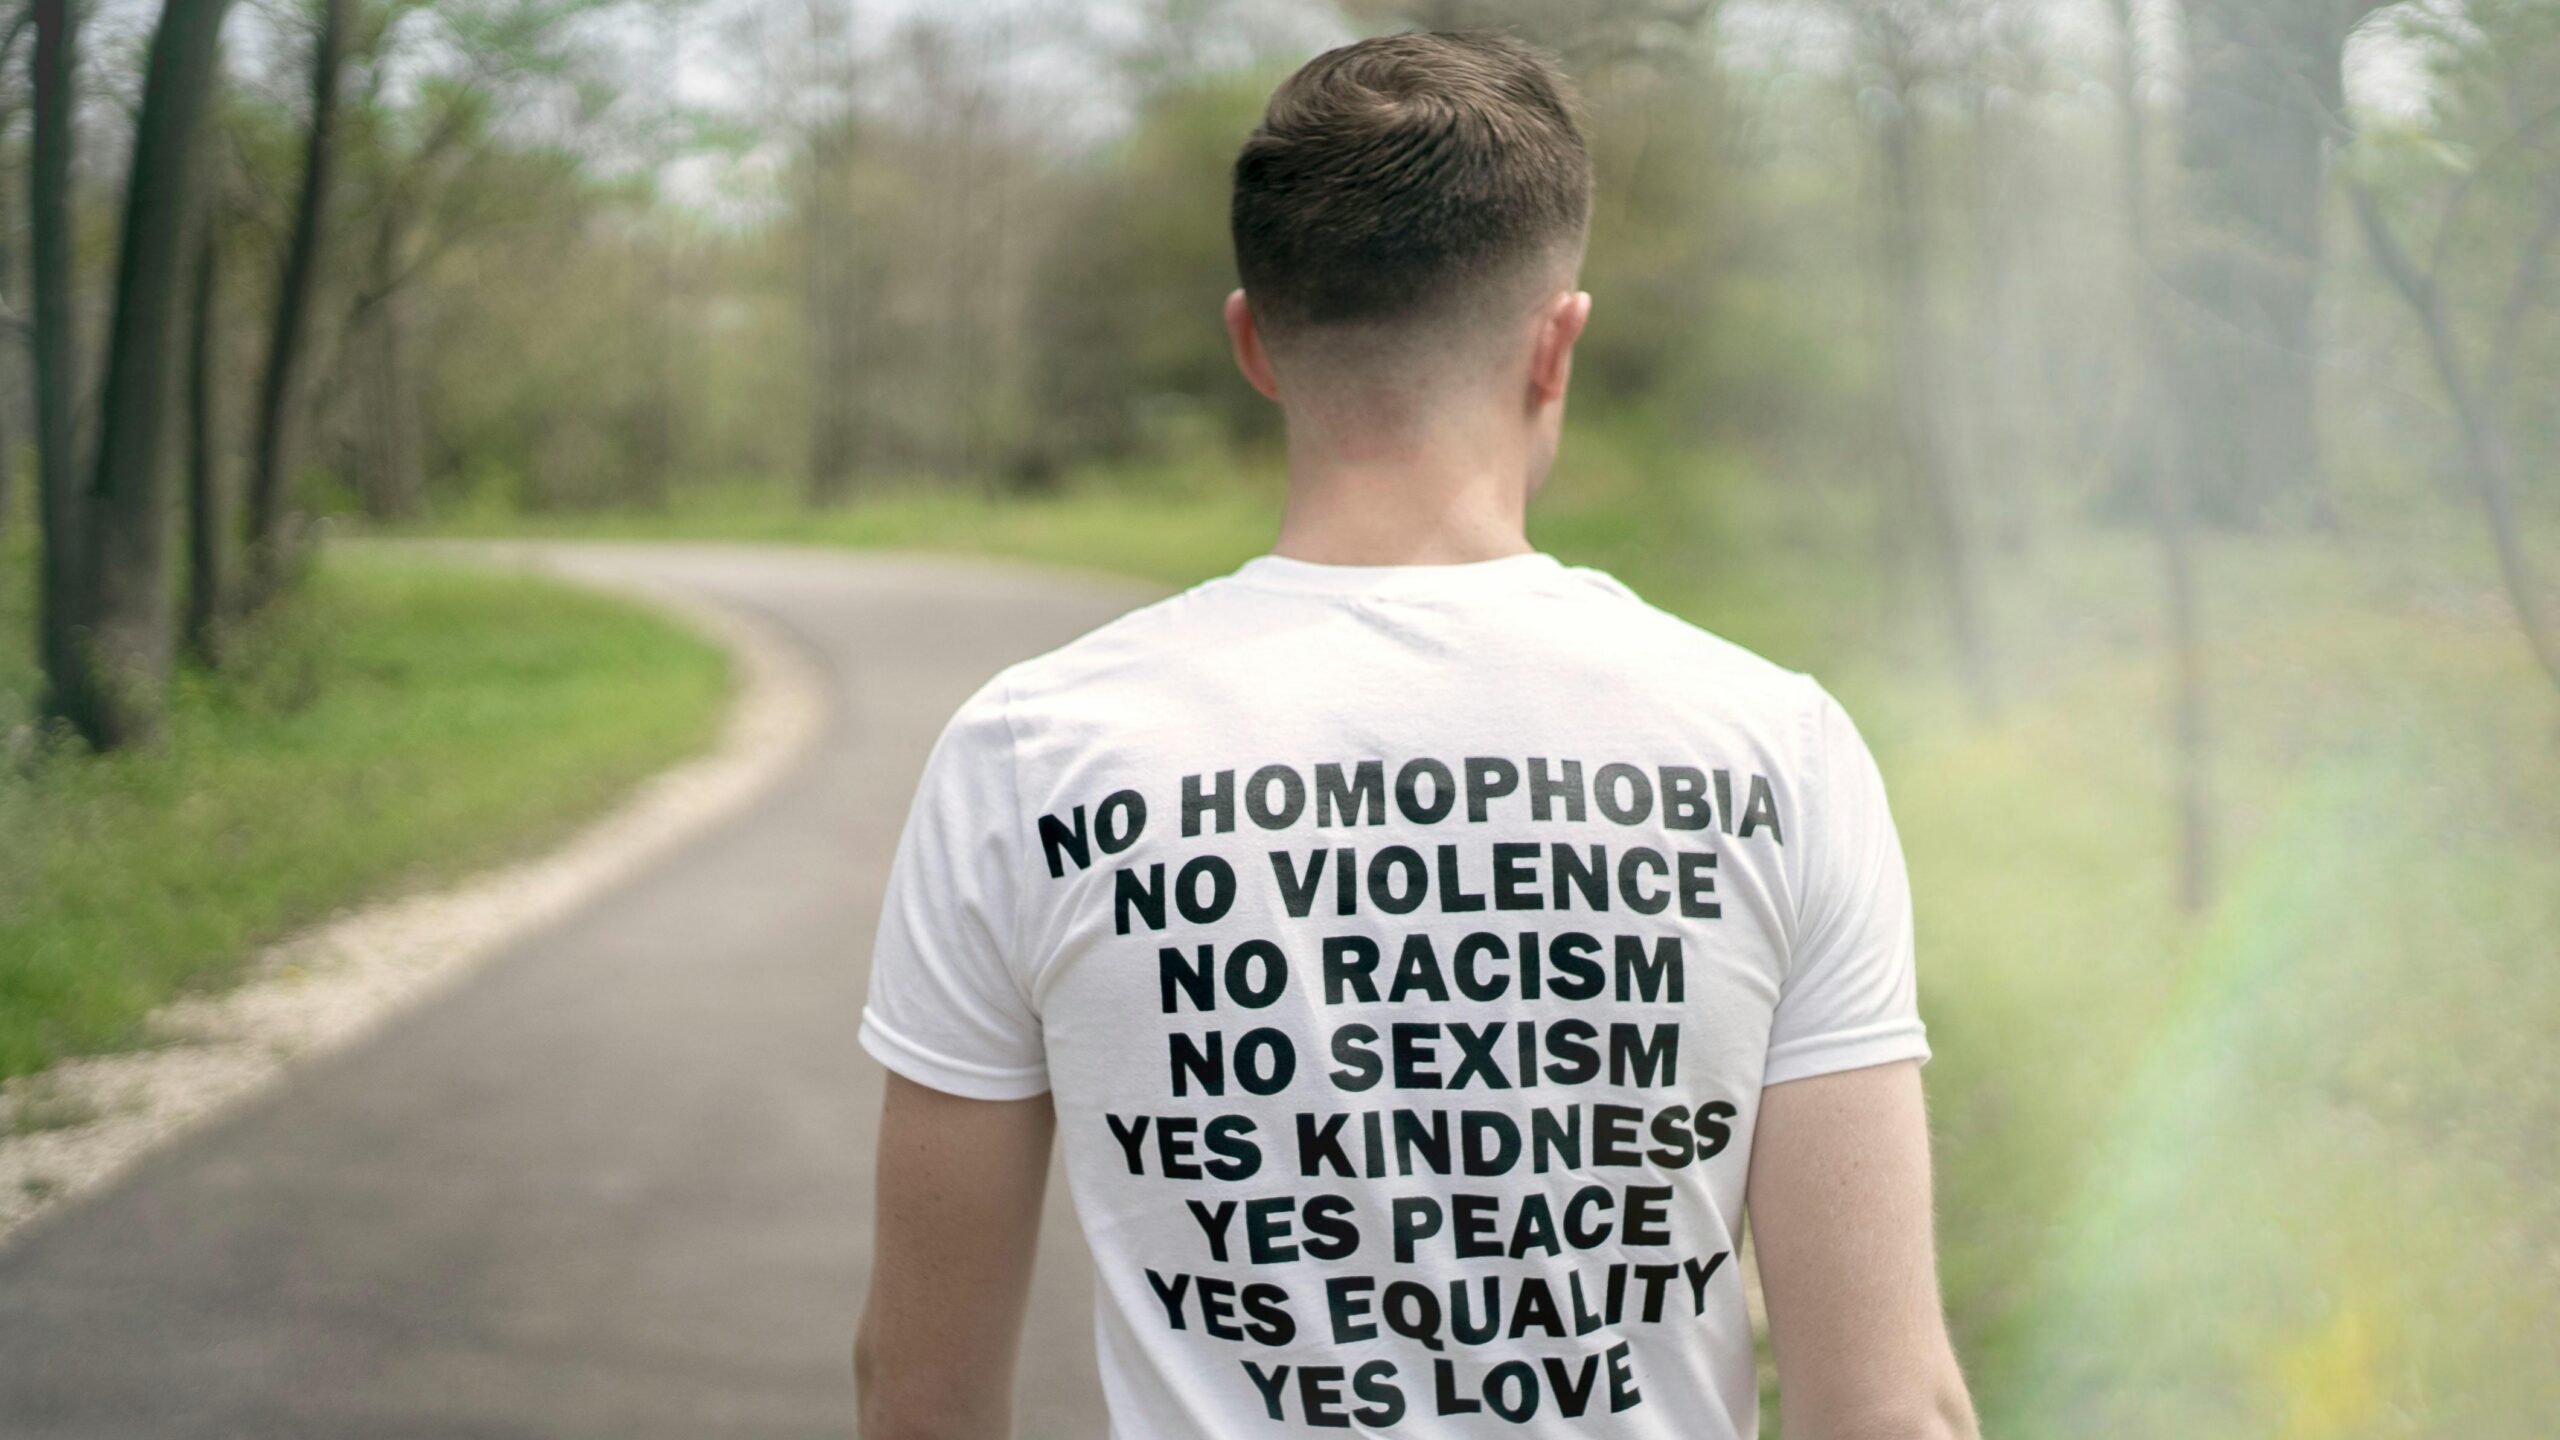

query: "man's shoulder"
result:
(982, 580), (1225, 707)
(970, 559), (1828, 738)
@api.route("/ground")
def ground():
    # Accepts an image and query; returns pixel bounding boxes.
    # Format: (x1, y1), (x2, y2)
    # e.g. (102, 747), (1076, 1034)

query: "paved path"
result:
(0, 543), (1160, 1439)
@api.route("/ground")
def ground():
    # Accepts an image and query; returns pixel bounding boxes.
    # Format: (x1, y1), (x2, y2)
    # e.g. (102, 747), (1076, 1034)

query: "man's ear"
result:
(1529, 289), (1593, 407)
(1225, 289), (1283, 401)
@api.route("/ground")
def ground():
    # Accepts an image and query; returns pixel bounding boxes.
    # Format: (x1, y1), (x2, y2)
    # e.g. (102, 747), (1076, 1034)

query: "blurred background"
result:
(3, 0), (2557, 1434)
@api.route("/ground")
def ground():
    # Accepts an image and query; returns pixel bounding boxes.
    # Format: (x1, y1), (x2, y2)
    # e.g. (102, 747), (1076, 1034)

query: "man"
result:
(854, 31), (1977, 1440)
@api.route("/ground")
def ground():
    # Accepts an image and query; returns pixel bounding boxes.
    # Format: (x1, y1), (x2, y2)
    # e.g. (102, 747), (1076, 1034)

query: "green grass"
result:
(420, 463), (1286, 591)
(0, 542), (731, 1085)
(403, 439), (2560, 1435)
(1618, 510), (2557, 1434)
(1902, 589), (2560, 1436)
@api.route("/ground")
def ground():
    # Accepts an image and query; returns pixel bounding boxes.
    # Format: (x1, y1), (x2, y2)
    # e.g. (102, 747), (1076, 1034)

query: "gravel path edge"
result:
(0, 554), (829, 1248)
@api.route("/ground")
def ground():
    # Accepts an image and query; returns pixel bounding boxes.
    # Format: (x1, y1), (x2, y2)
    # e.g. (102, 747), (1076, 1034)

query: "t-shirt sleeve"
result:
(1762, 681), (1932, 1087)
(857, 673), (1051, 1101)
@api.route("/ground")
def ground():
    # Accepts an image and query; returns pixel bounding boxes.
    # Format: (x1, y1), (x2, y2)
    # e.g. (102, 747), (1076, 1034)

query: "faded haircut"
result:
(1230, 31), (1593, 362)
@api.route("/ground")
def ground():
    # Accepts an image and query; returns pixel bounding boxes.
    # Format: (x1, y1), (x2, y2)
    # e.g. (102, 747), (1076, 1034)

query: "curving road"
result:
(0, 543), (1163, 1439)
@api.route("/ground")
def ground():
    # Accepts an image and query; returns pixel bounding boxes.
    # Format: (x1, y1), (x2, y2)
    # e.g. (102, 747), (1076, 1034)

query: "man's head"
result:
(1225, 32), (1594, 484)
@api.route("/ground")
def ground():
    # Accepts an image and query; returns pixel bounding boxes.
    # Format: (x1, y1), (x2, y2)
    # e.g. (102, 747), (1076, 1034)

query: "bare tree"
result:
(185, 196), (227, 664)
(802, 0), (859, 506)
(1860, 1), (1996, 713)
(30, 0), (79, 714)
(43, 0), (238, 747)
(2346, 139), (2560, 695)
(1955, 1), (2043, 553)
(2204, 0), (2560, 696)
(2109, 0), (2216, 909)
(2169, 0), (2390, 526)
(349, 204), (427, 517)
(629, 39), (685, 512)
(242, 0), (352, 608)
(312, 0), (654, 518)
(633, 235), (680, 511)
(0, 13), (33, 544)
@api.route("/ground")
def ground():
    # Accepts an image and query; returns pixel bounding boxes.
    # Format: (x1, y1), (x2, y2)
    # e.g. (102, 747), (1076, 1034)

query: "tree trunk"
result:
(1964, 63), (2030, 553)
(243, 0), (350, 608)
(340, 196), (424, 517)
(351, 217), (425, 521)
(805, 117), (858, 507)
(0, 201), (19, 542)
(51, 0), (237, 747)
(2112, 0), (2217, 910)
(0, 18), (29, 543)
(2170, 0), (2356, 527)
(635, 239), (677, 510)
(2348, 179), (2560, 697)
(31, 0), (84, 728)
(185, 207), (226, 664)
(1872, 18), (1996, 714)
(1862, 154), (1914, 645)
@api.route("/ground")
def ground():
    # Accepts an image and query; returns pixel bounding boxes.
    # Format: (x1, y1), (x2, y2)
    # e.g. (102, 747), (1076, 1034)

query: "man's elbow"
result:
(1910, 1379), (1980, 1440)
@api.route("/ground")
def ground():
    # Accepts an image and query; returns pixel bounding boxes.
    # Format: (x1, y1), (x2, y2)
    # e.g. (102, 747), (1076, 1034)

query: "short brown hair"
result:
(1231, 32), (1592, 340)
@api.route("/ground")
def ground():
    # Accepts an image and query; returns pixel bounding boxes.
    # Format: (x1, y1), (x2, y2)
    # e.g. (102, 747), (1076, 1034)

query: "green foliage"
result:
(0, 537), (729, 1083)
(2345, 1), (2560, 493)
(1574, 57), (1745, 419)
(1030, 73), (1287, 467)
(1908, 538), (2560, 1436)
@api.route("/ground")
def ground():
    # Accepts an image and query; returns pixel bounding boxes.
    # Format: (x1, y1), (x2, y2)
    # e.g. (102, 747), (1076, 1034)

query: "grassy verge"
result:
(405, 444), (2560, 1433)
(0, 543), (730, 1085)
(417, 464), (1287, 591)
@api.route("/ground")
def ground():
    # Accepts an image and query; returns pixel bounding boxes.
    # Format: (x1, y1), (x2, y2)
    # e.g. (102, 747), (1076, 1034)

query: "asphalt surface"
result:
(0, 543), (1159, 1439)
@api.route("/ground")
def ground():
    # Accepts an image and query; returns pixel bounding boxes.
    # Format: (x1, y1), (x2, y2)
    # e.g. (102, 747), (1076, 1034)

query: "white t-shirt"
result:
(860, 550), (1929, 1439)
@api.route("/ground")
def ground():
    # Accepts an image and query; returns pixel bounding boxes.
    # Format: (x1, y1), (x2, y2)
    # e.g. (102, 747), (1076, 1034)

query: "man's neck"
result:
(1269, 411), (1534, 566)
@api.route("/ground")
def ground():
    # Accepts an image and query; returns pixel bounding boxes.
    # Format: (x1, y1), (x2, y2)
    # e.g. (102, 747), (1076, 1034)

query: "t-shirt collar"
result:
(1228, 550), (1568, 597)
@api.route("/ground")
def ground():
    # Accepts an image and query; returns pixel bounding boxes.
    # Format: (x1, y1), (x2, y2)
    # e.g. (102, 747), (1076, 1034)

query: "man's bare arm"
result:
(855, 1073), (1055, 1440)
(1747, 1060), (1979, 1440)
